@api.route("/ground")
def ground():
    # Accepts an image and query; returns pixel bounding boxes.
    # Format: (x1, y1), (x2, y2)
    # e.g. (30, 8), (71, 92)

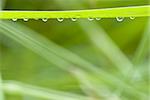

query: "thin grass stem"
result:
(3, 81), (91, 100)
(70, 67), (104, 99)
(0, 5), (150, 19)
(80, 21), (134, 76)
(133, 18), (150, 64)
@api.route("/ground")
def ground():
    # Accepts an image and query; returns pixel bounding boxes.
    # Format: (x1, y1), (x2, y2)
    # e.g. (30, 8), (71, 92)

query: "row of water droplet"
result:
(11, 17), (135, 22)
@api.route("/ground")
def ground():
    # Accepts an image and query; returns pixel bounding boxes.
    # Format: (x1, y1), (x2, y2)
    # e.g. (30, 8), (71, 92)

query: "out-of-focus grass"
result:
(3, 81), (91, 100)
(133, 18), (150, 64)
(0, 73), (5, 100)
(0, 0), (149, 100)
(0, 19), (148, 99)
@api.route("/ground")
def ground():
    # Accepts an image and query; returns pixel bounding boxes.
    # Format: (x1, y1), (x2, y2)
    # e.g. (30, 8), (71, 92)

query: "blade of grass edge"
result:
(0, 5), (150, 19)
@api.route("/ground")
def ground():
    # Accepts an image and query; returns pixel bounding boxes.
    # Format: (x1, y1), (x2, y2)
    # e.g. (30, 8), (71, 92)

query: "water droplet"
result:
(23, 18), (29, 22)
(57, 18), (64, 22)
(42, 18), (48, 22)
(116, 17), (124, 22)
(96, 17), (101, 20)
(12, 18), (17, 22)
(88, 17), (94, 21)
(130, 17), (135, 20)
(71, 18), (77, 21)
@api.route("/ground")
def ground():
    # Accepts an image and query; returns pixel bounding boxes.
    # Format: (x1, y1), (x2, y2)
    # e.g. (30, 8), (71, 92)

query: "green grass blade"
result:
(3, 81), (91, 100)
(70, 68), (105, 99)
(79, 21), (138, 99)
(80, 21), (134, 76)
(70, 68), (122, 100)
(133, 18), (150, 64)
(0, 5), (150, 19)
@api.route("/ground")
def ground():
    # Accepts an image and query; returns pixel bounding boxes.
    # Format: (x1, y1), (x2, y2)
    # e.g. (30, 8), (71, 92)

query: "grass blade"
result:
(70, 67), (104, 99)
(133, 18), (150, 64)
(0, 5), (150, 19)
(3, 81), (91, 100)
(79, 21), (134, 76)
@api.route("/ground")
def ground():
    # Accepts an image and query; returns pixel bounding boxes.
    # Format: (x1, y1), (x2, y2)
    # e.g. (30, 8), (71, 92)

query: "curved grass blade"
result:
(0, 5), (150, 19)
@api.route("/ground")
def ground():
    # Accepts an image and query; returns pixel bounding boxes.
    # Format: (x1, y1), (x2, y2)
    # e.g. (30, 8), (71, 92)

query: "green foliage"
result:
(0, 0), (149, 100)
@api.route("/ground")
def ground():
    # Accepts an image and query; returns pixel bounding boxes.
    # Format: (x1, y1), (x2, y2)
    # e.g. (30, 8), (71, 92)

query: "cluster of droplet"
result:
(11, 17), (135, 22)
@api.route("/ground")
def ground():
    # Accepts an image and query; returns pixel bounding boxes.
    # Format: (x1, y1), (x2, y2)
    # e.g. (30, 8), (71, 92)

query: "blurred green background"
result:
(0, 0), (149, 100)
